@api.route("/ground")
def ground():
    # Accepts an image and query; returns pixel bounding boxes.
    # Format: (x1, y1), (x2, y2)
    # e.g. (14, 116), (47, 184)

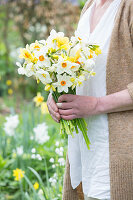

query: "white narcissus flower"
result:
(17, 62), (35, 77)
(29, 40), (44, 52)
(17, 62), (25, 75)
(33, 123), (49, 144)
(34, 49), (51, 68)
(71, 30), (88, 46)
(46, 29), (64, 49)
(35, 69), (52, 84)
(53, 73), (72, 93)
(3, 114), (19, 136)
(77, 75), (86, 85)
(83, 59), (95, 71)
(69, 43), (81, 58)
(25, 63), (36, 77)
(54, 57), (80, 75)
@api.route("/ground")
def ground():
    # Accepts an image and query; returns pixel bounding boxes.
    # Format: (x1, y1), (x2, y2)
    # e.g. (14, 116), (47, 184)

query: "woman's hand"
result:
(47, 93), (61, 123)
(57, 94), (99, 120)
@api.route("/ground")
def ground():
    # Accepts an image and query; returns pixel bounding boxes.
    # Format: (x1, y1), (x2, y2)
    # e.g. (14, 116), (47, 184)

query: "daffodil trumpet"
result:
(17, 29), (101, 150)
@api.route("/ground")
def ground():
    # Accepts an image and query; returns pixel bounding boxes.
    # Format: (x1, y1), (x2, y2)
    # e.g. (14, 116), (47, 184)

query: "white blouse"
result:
(68, 0), (122, 199)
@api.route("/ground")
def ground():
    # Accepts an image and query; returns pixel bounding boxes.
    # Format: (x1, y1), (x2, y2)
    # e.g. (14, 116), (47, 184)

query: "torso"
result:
(68, 0), (122, 199)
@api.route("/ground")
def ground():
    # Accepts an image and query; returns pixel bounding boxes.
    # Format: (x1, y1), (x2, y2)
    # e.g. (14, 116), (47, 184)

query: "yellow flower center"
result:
(34, 45), (40, 51)
(25, 53), (30, 58)
(61, 81), (66, 86)
(37, 97), (44, 103)
(62, 62), (67, 68)
(71, 66), (75, 69)
(78, 37), (82, 40)
(42, 74), (46, 78)
(39, 55), (45, 61)
(88, 54), (93, 59)
(76, 61), (81, 65)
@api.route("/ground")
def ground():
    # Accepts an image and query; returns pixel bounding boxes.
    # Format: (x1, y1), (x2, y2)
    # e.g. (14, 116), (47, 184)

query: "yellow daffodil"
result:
(33, 92), (44, 107)
(13, 168), (25, 181)
(54, 36), (70, 50)
(8, 89), (13, 95)
(33, 182), (39, 190)
(95, 48), (102, 56)
(67, 49), (81, 63)
(6, 80), (12, 86)
(41, 102), (49, 114)
(19, 48), (34, 63)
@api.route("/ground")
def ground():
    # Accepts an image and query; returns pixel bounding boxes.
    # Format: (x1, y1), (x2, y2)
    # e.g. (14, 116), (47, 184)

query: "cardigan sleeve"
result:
(127, 2), (133, 101)
(127, 83), (133, 101)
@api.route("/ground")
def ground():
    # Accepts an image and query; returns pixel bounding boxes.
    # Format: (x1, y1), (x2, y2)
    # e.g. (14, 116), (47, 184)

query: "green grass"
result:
(0, 96), (67, 200)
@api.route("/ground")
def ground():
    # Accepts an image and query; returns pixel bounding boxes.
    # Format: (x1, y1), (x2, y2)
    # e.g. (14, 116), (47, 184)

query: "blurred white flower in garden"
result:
(49, 173), (57, 186)
(31, 154), (36, 159)
(38, 189), (45, 200)
(38, 189), (44, 195)
(58, 158), (65, 166)
(3, 114), (19, 136)
(55, 147), (64, 156)
(55, 141), (60, 147)
(33, 123), (49, 144)
(16, 146), (23, 156)
(52, 164), (56, 169)
(31, 148), (36, 153)
(49, 158), (54, 163)
(36, 154), (42, 161)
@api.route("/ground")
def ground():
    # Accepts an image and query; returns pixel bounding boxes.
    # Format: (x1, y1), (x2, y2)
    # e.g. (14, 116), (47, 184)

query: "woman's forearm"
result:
(98, 89), (133, 114)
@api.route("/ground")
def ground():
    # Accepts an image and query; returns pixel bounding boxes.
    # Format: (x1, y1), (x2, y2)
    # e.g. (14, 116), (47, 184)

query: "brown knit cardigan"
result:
(62, 0), (133, 199)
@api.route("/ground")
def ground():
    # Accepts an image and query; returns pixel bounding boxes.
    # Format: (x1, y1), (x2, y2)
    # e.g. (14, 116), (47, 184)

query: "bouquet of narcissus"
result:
(17, 29), (101, 149)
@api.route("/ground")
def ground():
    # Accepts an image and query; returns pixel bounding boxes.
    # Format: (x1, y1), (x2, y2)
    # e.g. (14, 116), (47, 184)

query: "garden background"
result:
(0, 0), (86, 199)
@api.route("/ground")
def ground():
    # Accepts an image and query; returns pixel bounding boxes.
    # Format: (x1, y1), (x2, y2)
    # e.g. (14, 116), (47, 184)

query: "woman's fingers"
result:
(49, 105), (60, 120)
(58, 94), (75, 103)
(61, 114), (77, 120)
(51, 113), (60, 123)
(59, 109), (75, 116)
(47, 93), (61, 122)
(48, 93), (58, 112)
(57, 102), (73, 110)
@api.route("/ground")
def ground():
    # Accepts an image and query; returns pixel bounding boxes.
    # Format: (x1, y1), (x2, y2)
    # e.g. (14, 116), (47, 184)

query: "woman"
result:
(47, 0), (133, 199)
